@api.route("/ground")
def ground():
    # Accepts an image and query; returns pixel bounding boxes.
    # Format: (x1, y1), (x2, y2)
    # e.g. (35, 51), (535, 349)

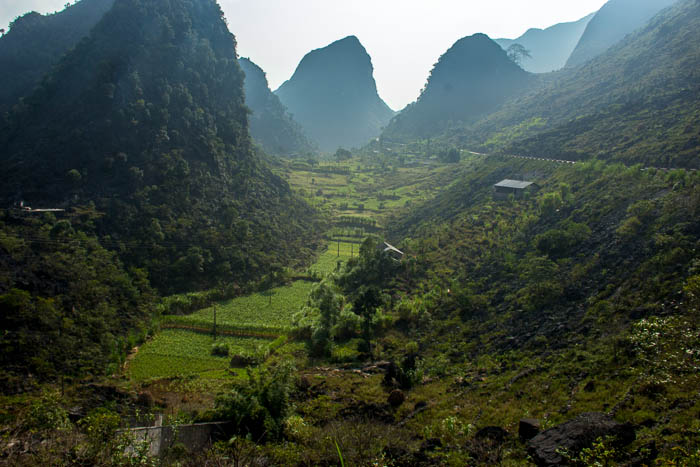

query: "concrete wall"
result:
(124, 421), (233, 457)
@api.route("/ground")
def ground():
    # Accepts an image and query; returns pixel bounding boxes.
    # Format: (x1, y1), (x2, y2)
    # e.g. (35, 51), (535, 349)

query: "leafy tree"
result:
(438, 147), (460, 163)
(216, 362), (295, 441)
(335, 148), (352, 161)
(353, 286), (383, 353)
(507, 43), (532, 65)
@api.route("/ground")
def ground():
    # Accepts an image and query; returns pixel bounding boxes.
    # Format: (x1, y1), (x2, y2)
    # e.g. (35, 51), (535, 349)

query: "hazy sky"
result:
(1, 0), (608, 110)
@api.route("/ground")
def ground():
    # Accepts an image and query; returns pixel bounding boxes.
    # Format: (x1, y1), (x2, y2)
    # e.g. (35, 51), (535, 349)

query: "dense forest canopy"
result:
(0, 0), (322, 293)
(0, 0), (115, 114)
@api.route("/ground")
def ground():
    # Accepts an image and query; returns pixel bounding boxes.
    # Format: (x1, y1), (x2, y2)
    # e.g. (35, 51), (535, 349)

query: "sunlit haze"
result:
(0, 0), (608, 110)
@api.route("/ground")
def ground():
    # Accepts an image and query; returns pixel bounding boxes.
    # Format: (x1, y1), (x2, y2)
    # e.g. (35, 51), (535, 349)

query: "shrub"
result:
(215, 362), (295, 441)
(211, 342), (229, 357)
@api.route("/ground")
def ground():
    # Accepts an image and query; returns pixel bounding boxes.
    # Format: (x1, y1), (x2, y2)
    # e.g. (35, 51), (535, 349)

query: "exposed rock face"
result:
(387, 389), (406, 408)
(275, 35), (394, 152)
(527, 412), (635, 466)
(519, 418), (541, 441)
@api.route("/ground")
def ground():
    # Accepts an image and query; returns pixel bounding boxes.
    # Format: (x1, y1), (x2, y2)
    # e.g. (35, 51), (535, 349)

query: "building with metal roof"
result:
(494, 179), (538, 199)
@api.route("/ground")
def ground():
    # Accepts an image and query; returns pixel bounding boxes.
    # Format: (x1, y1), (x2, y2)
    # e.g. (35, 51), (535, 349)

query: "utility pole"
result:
(337, 239), (340, 257)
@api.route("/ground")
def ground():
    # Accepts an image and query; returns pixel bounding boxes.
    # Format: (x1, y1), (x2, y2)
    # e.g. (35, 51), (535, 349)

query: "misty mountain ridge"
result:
(239, 57), (317, 156)
(0, 0), (114, 113)
(275, 35), (394, 152)
(495, 13), (594, 73)
(383, 33), (535, 141)
(566, 0), (679, 67)
(465, 0), (700, 168)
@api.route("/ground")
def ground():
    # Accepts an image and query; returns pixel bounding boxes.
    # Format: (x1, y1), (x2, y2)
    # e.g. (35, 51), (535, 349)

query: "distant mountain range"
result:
(275, 36), (394, 152)
(467, 0), (700, 168)
(239, 57), (317, 156)
(495, 13), (594, 73)
(383, 33), (535, 141)
(0, 0), (114, 113)
(566, 0), (678, 67)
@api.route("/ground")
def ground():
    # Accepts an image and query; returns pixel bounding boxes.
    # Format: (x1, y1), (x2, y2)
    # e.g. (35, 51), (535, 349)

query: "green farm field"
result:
(163, 280), (315, 334)
(127, 158), (470, 384)
(127, 330), (269, 381)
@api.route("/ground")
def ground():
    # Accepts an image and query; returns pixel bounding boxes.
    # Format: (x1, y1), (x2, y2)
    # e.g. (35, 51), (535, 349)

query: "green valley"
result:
(1, 0), (699, 465)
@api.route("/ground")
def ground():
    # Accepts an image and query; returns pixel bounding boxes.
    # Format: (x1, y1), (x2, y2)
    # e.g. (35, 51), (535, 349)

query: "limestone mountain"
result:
(239, 57), (316, 156)
(0, 0), (115, 114)
(495, 13), (594, 73)
(469, 0), (700, 168)
(275, 36), (394, 152)
(382, 33), (535, 141)
(0, 0), (320, 293)
(566, 0), (678, 67)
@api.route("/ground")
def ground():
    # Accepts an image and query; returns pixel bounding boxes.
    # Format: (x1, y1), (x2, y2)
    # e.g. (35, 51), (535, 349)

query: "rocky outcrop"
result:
(527, 412), (635, 466)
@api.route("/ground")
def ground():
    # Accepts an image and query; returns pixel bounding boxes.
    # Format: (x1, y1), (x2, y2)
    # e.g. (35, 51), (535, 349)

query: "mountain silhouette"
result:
(275, 36), (394, 152)
(383, 33), (535, 140)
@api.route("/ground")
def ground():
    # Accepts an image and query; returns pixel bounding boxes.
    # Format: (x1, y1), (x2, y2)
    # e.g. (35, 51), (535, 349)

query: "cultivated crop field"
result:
(127, 330), (269, 381)
(163, 280), (315, 334)
(127, 157), (471, 385)
(309, 241), (358, 275)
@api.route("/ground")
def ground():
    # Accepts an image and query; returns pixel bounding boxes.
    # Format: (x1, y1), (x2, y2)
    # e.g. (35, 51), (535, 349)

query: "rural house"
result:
(493, 179), (538, 199)
(382, 242), (404, 261)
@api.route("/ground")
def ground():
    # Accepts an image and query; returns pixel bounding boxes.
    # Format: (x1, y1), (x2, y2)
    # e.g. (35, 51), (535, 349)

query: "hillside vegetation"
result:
(0, 0), (114, 114)
(566, 0), (678, 68)
(239, 57), (317, 156)
(0, 0), (699, 464)
(0, 0), (322, 294)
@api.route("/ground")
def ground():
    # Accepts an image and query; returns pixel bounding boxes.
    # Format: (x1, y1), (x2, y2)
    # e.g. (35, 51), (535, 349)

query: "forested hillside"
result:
(0, 0), (321, 294)
(275, 36), (394, 152)
(0, 0), (114, 114)
(382, 34), (536, 141)
(239, 57), (317, 156)
(456, 0), (700, 168)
